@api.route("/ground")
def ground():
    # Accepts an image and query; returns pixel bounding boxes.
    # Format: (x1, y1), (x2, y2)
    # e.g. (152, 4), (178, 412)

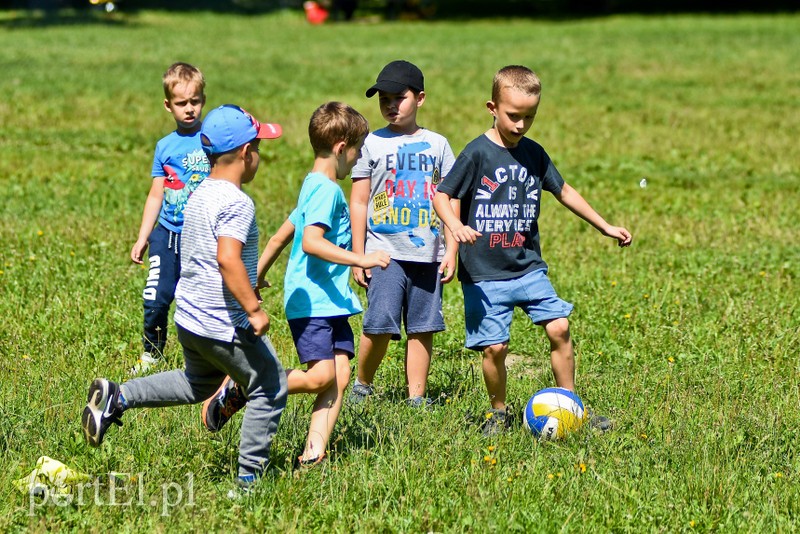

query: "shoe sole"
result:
(202, 377), (231, 433)
(82, 378), (110, 447)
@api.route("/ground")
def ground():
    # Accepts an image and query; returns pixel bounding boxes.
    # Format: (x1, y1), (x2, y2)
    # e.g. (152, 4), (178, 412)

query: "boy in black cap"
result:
(81, 104), (288, 490)
(349, 60), (457, 407)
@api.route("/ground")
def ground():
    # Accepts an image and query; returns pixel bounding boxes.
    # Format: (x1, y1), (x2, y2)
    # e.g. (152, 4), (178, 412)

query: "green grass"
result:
(1, 9), (799, 532)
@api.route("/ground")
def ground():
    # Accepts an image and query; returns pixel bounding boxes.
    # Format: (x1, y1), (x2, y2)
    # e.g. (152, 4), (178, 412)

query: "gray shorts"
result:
(362, 259), (445, 337)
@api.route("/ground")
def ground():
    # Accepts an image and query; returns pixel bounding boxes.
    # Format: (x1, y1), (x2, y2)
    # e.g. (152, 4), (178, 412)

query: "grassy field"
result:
(1, 8), (799, 532)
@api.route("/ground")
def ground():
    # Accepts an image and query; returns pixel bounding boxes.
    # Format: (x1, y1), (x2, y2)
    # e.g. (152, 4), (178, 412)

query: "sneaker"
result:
(348, 382), (374, 405)
(480, 408), (510, 437)
(202, 376), (247, 433)
(227, 474), (257, 500)
(82, 378), (124, 447)
(129, 352), (159, 376)
(404, 396), (435, 409)
(587, 409), (613, 432)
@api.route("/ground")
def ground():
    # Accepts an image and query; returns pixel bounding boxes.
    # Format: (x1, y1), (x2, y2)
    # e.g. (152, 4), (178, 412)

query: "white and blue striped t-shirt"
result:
(174, 178), (259, 342)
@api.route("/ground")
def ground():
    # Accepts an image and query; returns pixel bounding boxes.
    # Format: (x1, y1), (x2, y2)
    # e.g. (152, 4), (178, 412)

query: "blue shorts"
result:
(287, 316), (355, 364)
(362, 259), (445, 337)
(462, 268), (573, 351)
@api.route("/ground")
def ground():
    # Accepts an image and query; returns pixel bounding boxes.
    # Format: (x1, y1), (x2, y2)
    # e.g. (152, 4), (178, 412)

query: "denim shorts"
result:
(462, 268), (573, 350)
(362, 259), (445, 337)
(287, 316), (355, 364)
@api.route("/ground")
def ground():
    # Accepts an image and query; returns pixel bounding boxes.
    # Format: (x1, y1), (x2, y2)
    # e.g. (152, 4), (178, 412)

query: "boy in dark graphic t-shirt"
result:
(433, 65), (632, 436)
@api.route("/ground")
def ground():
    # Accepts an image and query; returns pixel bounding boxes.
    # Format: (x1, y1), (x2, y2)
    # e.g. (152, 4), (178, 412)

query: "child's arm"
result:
(349, 178), (371, 288)
(432, 190), (482, 245)
(130, 178), (165, 264)
(439, 200), (459, 283)
(302, 224), (390, 270)
(218, 236), (270, 335)
(256, 218), (295, 290)
(554, 183), (632, 247)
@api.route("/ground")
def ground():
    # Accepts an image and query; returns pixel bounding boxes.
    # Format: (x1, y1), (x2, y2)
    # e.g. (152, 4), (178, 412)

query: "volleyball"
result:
(524, 387), (586, 440)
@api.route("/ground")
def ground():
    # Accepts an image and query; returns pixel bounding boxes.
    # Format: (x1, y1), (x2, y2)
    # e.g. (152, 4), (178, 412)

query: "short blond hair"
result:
(308, 102), (369, 156)
(492, 65), (541, 103)
(163, 62), (205, 100)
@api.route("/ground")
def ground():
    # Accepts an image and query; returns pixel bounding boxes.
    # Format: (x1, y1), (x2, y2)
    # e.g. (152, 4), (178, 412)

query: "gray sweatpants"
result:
(122, 324), (288, 477)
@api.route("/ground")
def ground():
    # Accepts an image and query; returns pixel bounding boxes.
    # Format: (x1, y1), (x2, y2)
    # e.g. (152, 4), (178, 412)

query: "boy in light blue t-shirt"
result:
(202, 102), (390, 467)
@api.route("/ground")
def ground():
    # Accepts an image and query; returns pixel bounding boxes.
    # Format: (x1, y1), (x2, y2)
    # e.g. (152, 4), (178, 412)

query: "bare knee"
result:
(306, 365), (336, 393)
(483, 342), (508, 363)
(544, 318), (571, 345)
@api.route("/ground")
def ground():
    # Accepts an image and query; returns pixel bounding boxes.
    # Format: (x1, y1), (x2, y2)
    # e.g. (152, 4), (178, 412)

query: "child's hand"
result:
(359, 251), (390, 270)
(130, 240), (148, 264)
(352, 266), (371, 288)
(452, 224), (482, 245)
(248, 309), (270, 336)
(439, 251), (457, 284)
(605, 226), (633, 247)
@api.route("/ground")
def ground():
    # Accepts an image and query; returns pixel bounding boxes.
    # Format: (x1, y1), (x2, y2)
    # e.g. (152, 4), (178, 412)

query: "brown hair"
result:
(163, 62), (205, 100)
(308, 102), (369, 156)
(492, 65), (541, 103)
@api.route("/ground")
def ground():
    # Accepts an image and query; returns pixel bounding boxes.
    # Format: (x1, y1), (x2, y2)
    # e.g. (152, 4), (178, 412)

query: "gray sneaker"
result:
(404, 396), (435, 409)
(480, 408), (510, 437)
(587, 409), (612, 432)
(348, 382), (374, 404)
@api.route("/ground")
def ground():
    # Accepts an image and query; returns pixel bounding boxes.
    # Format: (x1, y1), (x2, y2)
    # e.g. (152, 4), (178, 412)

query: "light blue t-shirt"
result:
(284, 173), (362, 320)
(151, 130), (211, 233)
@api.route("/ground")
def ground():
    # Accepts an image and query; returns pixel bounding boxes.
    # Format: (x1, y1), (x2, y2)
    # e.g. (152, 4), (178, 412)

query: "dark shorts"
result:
(287, 316), (355, 364)
(362, 259), (445, 337)
(462, 268), (573, 351)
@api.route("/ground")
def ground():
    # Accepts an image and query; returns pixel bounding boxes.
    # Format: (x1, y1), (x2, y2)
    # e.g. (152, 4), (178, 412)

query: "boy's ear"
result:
(416, 90), (426, 107)
(164, 98), (172, 112)
(486, 100), (497, 116)
(333, 140), (347, 157)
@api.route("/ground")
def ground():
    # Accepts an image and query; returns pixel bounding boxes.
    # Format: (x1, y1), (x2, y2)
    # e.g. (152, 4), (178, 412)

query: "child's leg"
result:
(141, 225), (179, 357)
(356, 332), (392, 386)
(481, 342), (509, 410)
(405, 332), (433, 398)
(542, 318), (575, 391)
(287, 359), (337, 394)
(302, 352), (351, 461)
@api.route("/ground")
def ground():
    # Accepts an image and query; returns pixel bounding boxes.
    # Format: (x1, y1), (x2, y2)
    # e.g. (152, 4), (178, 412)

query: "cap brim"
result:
(365, 80), (412, 98)
(256, 122), (282, 139)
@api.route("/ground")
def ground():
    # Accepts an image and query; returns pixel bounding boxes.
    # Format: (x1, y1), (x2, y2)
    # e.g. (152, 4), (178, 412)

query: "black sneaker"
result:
(82, 378), (124, 447)
(202, 376), (247, 433)
(348, 382), (375, 405)
(480, 408), (510, 437)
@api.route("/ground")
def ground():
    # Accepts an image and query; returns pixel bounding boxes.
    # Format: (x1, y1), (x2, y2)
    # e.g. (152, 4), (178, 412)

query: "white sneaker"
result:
(129, 352), (159, 376)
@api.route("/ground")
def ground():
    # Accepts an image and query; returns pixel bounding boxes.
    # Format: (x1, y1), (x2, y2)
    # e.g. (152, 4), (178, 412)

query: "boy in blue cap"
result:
(82, 104), (287, 488)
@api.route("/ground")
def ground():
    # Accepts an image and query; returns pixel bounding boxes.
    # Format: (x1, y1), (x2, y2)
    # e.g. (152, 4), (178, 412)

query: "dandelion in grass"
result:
(37, 230), (44, 237)
(547, 473), (554, 480)
(643, 294), (649, 299)
(611, 280), (617, 287)
(0, 270), (3, 275)
(597, 351), (603, 356)
(774, 472), (783, 479)
(673, 321), (680, 326)
(70, 251), (75, 257)
(623, 313), (631, 319)
(577, 463), (587, 474)
(507, 476), (513, 483)
(29, 255), (36, 262)
(483, 455), (491, 463)
(487, 446), (495, 452)
(668, 357), (675, 363)
(640, 433), (648, 440)
(759, 271), (766, 277)
(491, 459), (497, 466)
(690, 520), (696, 528)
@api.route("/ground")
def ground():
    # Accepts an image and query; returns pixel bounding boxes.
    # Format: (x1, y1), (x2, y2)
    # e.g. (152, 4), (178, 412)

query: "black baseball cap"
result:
(365, 60), (424, 98)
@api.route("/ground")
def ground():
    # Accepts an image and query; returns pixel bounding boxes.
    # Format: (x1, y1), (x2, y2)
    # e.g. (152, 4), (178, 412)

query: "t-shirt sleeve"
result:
(288, 207), (300, 227)
(541, 150), (565, 194)
(350, 138), (373, 179)
(437, 151), (475, 200)
(151, 142), (167, 178)
(302, 182), (337, 231)
(215, 197), (256, 244)
(440, 139), (456, 178)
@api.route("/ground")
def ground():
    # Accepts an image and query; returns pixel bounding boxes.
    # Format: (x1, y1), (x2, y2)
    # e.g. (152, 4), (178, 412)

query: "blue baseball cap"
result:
(201, 104), (282, 155)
